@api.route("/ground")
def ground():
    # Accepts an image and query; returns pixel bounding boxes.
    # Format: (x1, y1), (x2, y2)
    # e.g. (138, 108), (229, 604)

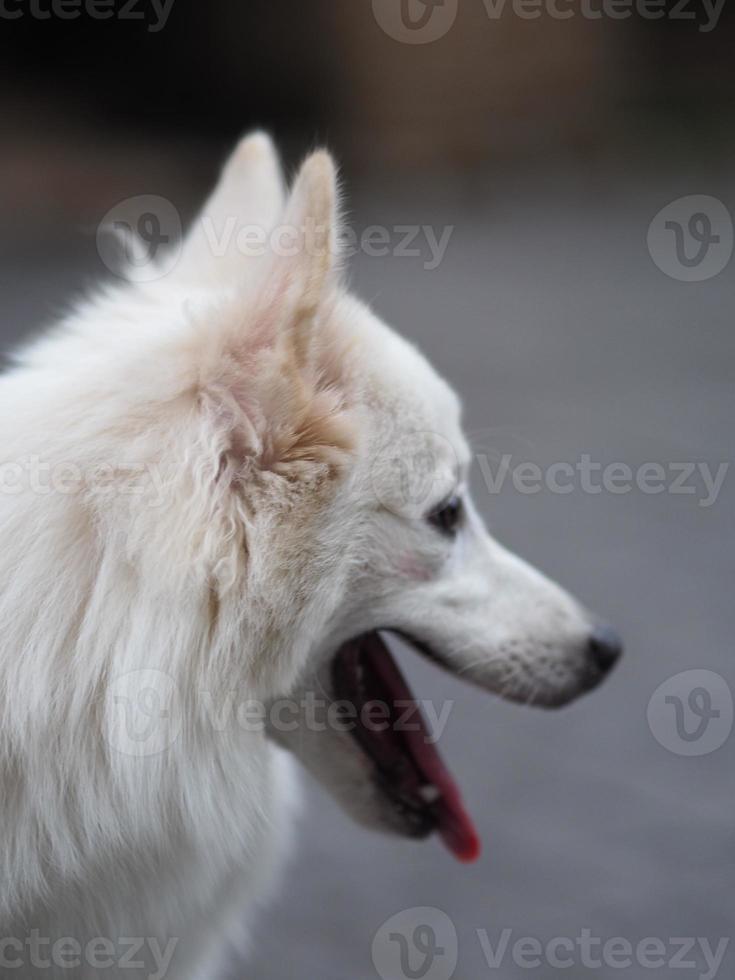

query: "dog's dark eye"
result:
(427, 495), (463, 537)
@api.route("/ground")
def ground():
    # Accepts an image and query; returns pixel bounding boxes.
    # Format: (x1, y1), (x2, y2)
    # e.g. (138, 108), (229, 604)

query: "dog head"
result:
(164, 134), (621, 859)
(4, 134), (621, 862)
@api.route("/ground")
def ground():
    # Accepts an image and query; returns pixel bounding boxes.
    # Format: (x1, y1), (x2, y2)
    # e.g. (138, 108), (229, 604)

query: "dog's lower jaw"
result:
(458, 650), (618, 710)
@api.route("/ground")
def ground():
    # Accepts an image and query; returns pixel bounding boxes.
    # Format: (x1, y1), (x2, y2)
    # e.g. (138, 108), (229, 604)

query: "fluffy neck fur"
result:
(0, 138), (357, 975)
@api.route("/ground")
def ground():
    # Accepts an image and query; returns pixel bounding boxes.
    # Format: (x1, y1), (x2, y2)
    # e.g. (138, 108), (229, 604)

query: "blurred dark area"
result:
(4, 0), (735, 146)
(2, 0), (735, 217)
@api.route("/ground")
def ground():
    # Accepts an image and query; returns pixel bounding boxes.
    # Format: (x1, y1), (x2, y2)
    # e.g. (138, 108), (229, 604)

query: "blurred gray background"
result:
(1, 2), (733, 978)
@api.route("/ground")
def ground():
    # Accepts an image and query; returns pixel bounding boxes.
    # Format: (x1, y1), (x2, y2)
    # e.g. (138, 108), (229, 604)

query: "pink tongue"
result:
(364, 633), (481, 863)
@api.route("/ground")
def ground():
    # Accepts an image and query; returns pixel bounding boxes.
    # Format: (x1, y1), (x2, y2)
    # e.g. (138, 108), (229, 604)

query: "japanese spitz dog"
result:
(0, 134), (621, 978)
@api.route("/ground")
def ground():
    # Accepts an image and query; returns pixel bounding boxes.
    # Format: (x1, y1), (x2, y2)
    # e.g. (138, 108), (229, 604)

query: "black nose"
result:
(588, 623), (623, 673)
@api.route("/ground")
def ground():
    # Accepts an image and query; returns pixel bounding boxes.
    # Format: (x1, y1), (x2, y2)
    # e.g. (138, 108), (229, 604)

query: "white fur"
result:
(0, 134), (601, 978)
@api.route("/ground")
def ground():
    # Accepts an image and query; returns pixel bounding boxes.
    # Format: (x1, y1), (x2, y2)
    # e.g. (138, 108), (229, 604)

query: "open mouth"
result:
(332, 631), (481, 863)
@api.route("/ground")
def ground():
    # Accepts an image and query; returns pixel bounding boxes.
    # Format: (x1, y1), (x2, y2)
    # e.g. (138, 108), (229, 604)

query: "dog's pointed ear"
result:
(251, 150), (340, 365)
(176, 131), (285, 286)
(207, 150), (353, 476)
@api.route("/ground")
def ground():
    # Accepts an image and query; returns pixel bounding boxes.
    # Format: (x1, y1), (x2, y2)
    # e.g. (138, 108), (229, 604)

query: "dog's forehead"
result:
(338, 295), (467, 462)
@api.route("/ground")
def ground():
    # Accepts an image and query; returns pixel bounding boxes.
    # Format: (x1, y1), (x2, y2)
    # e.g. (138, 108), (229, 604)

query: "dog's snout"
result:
(587, 623), (623, 674)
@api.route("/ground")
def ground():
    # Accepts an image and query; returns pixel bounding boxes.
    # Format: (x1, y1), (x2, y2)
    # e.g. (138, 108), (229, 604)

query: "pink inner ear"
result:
(223, 262), (303, 423)
(235, 269), (293, 361)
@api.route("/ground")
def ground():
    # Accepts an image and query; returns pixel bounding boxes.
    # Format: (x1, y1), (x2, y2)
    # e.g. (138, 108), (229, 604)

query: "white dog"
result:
(0, 134), (621, 978)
